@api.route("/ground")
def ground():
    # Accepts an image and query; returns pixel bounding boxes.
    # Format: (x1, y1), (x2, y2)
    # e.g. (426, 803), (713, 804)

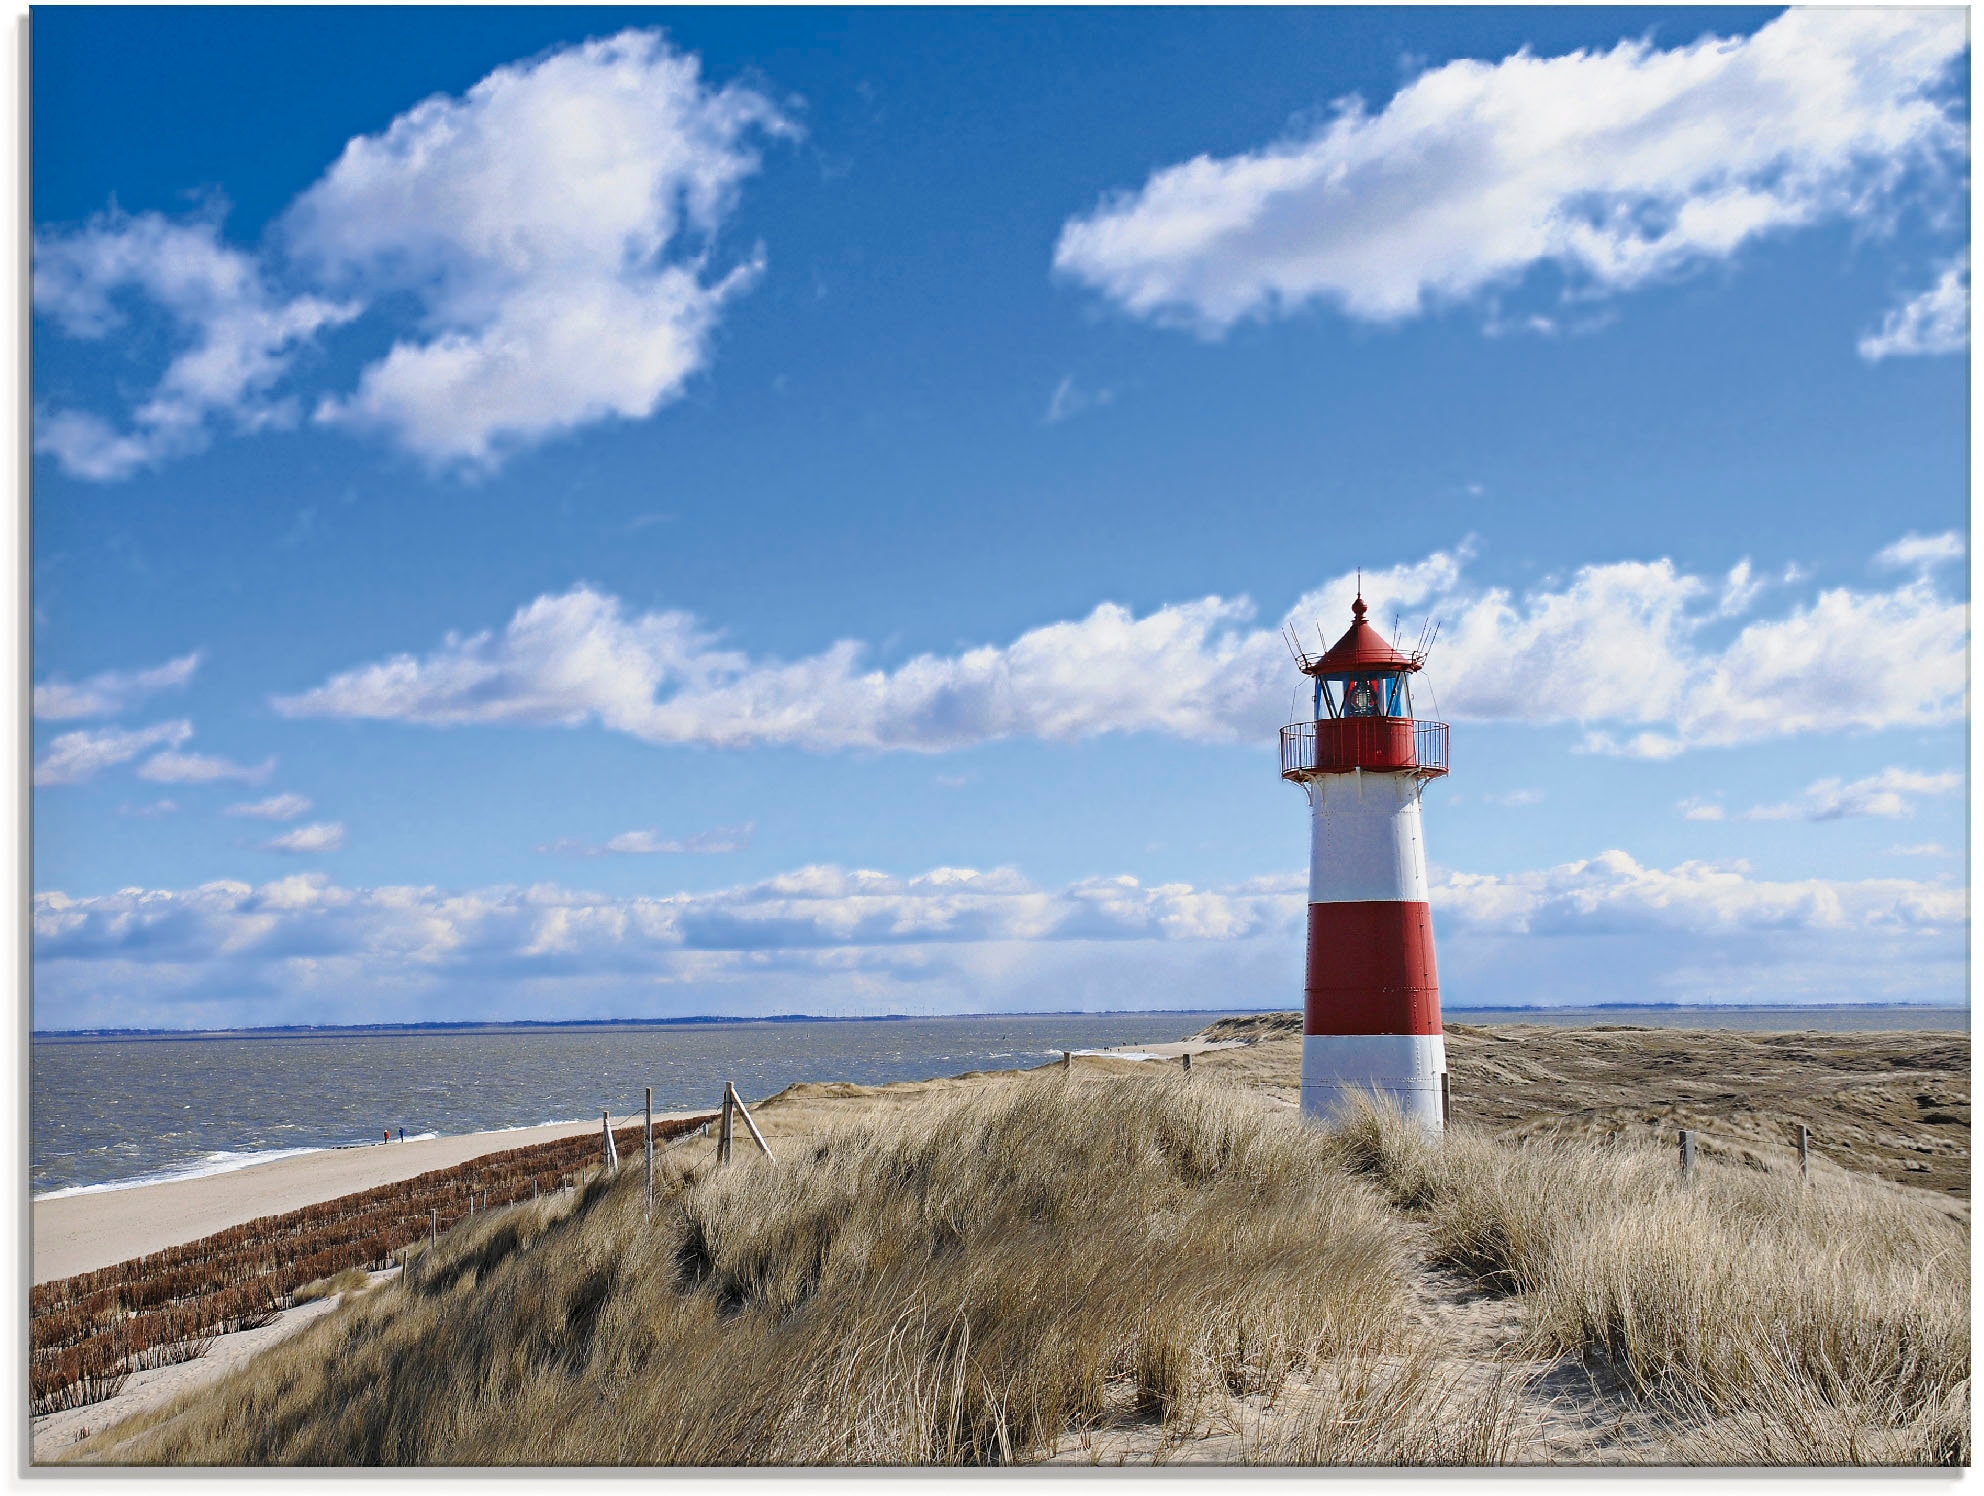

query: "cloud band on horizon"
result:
(32, 851), (1965, 1031)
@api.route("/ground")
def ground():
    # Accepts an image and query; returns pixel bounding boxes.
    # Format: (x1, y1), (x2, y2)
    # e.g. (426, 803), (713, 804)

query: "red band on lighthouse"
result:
(1303, 901), (1441, 1036)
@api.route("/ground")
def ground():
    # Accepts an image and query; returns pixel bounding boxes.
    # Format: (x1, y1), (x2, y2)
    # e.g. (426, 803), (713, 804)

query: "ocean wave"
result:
(30, 1120), (610, 1200)
(1040, 1048), (1165, 1061)
(33, 1145), (334, 1201)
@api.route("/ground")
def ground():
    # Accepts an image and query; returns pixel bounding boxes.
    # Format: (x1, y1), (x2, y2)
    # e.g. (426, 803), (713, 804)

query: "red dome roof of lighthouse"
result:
(1307, 596), (1418, 676)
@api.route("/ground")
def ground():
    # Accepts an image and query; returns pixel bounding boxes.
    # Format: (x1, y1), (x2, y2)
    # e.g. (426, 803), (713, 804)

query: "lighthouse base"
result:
(1300, 1033), (1447, 1132)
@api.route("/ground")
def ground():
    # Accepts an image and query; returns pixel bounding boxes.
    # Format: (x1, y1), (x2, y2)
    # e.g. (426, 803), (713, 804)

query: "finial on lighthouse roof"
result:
(1305, 586), (1416, 676)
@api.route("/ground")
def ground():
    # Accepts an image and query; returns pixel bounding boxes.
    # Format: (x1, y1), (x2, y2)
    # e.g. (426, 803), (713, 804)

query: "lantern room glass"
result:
(1314, 674), (1413, 720)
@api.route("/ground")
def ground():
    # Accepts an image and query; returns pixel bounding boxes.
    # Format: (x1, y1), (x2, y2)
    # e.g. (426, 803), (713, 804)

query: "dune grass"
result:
(1328, 1105), (1970, 1464)
(78, 1074), (1410, 1466)
(62, 1075), (1968, 1467)
(287, 1266), (373, 1306)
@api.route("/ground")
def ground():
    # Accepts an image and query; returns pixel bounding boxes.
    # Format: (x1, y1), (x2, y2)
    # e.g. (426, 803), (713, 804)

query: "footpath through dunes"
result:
(48, 1029), (1973, 1469)
(1186, 1013), (1972, 1199)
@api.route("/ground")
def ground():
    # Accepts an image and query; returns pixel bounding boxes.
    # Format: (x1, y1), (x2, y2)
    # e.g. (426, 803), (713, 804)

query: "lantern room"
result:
(1281, 595), (1448, 781)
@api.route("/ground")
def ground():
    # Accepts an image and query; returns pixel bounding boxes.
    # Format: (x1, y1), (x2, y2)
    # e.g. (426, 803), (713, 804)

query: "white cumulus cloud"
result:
(1874, 529), (1966, 572)
(259, 821), (347, 855)
(34, 720), (192, 787)
(1433, 849), (1964, 938)
(138, 750), (276, 785)
(1859, 252), (1969, 360)
(288, 29), (793, 468)
(33, 213), (358, 480)
(35, 33), (790, 480)
(1054, 9), (1967, 336)
(1643, 571), (1968, 756)
(33, 651), (202, 720)
(225, 792), (314, 821)
(1743, 767), (1964, 822)
(542, 824), (754, 856)
(271, 537), (1965, 758)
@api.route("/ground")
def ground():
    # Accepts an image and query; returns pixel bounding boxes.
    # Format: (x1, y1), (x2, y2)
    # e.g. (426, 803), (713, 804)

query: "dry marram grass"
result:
(1329, 1103), (1970, 1464)
(60, 1074), (1969, 1467)
(72, 1075), (1409, 1465)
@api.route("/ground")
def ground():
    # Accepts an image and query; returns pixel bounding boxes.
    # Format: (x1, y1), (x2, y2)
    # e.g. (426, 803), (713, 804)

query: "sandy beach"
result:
(31, 1111), (682, 1284)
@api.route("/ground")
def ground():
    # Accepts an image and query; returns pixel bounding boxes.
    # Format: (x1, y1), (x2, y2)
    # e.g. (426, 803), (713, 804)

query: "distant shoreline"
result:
(29, 1000), (1971, 1042)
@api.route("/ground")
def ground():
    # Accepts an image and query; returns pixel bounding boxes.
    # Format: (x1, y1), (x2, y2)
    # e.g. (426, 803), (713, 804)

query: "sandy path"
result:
(1038, 1218), (1649, 1466)
(1386, 1221), (1662, 1463)
(32, 1111), (703, 1283)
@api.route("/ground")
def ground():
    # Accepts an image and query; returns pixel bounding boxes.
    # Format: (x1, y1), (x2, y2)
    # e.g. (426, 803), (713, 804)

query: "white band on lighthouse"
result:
(1309, 771), (1428, 904)
(1301, 1034), (1447, 1128)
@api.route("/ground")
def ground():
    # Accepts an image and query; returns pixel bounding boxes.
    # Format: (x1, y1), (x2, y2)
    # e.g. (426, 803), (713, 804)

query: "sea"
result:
(30, 1005), (1967, 1198)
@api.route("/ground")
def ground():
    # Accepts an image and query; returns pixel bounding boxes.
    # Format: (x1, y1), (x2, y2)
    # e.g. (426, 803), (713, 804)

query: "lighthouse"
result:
(1281, 594), (1449, 1131)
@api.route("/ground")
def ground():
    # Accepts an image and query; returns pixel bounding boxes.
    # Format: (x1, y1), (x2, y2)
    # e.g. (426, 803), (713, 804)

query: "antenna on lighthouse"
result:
(1406, 614), (1443, 668)
(1280, 622), (1307, 670)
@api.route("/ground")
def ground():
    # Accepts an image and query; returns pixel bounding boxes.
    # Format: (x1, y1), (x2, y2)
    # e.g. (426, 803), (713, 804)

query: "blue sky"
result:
(30, 6), (1969, 1029)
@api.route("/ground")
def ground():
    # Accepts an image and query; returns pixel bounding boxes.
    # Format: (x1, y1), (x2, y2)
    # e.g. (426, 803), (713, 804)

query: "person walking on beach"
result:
(383, 1129), (391, 1145)
(399, 1127), (405, 1143)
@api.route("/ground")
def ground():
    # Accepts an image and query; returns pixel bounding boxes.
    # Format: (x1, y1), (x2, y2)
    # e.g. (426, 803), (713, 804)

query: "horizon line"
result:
(30, 999), (1971, 1041)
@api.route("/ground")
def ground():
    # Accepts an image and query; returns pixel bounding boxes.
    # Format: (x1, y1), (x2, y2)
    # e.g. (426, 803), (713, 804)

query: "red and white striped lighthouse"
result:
(1281, 595), (1449, 1131)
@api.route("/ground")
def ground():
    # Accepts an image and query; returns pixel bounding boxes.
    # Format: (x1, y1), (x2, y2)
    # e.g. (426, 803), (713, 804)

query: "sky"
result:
(29, 6), (1971, 1031)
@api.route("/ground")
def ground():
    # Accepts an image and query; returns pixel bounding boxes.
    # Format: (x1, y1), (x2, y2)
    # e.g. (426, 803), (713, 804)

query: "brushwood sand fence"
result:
(31, 1106), (723, 1414)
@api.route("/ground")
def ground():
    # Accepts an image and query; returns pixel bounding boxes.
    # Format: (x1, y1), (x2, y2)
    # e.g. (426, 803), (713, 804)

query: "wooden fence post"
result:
(1798, 1123), (1811, 1185)
(732, 1088), (777, 1161)
(1181, 1051), (1192, 1075)
(430, 1207), (437, 1248)
(719, 1084), (735, 1166)
(602, 1109), (619, 1173)
(1061, 1050), (1072, 1071)
(645, 1086), (655, 1214)
(1678, 1129), (1696, 1180)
